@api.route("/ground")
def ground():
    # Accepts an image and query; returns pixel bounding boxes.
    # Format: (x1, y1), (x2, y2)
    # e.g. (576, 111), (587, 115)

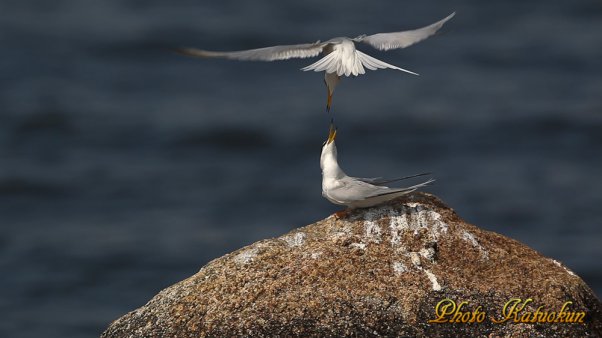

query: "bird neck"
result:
(321, 149), (345, 180)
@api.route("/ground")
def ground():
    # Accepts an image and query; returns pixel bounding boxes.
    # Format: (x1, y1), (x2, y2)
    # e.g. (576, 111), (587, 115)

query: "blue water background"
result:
(1, 1), (601, 337)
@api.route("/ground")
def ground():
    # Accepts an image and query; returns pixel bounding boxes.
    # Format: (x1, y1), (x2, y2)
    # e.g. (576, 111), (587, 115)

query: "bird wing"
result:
(175, 41), (328, 62)
(357, 12), (455, 51)
(366, 178), (435, 198)
(336, 177), (435, 200)
(327, 176), (434, 206)
(356, 172), (431, 186)
(332, 178), (394, 202)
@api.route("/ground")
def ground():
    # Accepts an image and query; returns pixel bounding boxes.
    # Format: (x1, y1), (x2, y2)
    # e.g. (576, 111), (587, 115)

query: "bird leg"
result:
(333, 209), (351, 220)
(324, 73), (339, 113)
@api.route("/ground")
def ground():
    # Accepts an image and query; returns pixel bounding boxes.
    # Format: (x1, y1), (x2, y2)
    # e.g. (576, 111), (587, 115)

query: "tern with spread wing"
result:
(177, 12), (455, 112)
(320, 122), (434, 217)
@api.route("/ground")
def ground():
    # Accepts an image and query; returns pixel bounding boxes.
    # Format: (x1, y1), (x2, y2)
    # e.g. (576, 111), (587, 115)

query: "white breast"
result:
(321, 174), (347, 206)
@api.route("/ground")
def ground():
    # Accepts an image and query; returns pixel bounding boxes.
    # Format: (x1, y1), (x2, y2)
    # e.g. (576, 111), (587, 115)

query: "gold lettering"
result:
(474, 306), (486, 323)
(520, 312), (532, 323)
(428, 299), (457, 323)
(429, 298), (586, 324)
(530, 306), (544, 323)
(491, 298), (531, 323)
(536, 311), (546, 322)
(573, 312), (585, 323)
(556, 311), (565, 323)
(450, 301), (468, 323)
(557, 301), (572, 323)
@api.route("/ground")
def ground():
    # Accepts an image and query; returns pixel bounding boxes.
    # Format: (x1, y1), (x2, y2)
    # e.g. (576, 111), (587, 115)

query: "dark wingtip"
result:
(173, 47), (192, 56)
(173, 47), (208, 58)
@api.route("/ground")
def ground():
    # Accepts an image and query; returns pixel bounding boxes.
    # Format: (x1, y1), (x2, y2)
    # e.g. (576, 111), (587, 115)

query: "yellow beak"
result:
(327, 123), (337, 144)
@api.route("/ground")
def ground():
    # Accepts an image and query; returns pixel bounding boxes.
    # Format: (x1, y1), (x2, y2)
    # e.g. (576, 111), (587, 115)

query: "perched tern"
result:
(177, 12), (455, 112)
(320, 122), (433, 217)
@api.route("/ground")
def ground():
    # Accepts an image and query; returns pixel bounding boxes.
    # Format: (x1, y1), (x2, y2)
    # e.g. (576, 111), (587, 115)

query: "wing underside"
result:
(359, 12), (455, 51)
(176, 41), (327, 62)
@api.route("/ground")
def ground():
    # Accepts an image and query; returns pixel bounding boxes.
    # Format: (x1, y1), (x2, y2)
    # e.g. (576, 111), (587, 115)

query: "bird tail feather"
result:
(301, 53), (339, 73)
(356, 50), (419, 76)
(372, 178), (435, 198)
(302, 50), (366, 76)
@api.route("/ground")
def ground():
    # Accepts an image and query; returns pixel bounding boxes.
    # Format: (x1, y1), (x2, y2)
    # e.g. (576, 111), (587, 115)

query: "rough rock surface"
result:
(102, 193), (601, 337)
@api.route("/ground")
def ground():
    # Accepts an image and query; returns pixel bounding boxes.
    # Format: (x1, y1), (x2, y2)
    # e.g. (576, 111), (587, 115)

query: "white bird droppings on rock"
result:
(409, 252), (422, 268)
(389, 209), (448, 249)
(233, 247), (258, 265)
(424, 269), (442, 291)
(407, 251), (441, 290)
(420, 247), (436, 262)
(551, 259), (577, 276)
(332, 224), (352, 239)
(461, 230), (489, 259)
(350, 242), (367, 250)
(392, 261), (407, 274)
(282, 232), (306, 247)
(363, 210), (383, 243)
(388, 210), (404, 247)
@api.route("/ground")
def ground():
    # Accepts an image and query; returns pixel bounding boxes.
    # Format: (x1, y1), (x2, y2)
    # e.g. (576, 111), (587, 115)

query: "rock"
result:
(102, 193), (602, 337)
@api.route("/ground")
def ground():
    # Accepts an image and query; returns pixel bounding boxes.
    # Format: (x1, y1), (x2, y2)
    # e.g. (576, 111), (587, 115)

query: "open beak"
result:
(327, 122), (337, 144)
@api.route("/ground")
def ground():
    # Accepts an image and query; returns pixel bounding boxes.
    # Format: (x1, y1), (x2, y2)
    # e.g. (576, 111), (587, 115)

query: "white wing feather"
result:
(302, 48), (367, 76)
(176, 41), (327, 62)
(329, 177), (434, 203)
(302, 49), (417, 76)
(360, 12), (455, 51)
(356, 50), (419, 75)
(301, 52), (339, 73)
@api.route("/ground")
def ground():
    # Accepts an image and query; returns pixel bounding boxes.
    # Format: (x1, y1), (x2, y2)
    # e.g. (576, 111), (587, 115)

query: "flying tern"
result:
(177, 12), (455, 112)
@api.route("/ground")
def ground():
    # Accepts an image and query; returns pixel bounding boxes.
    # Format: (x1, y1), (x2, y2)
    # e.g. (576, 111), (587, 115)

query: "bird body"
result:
(302, 38), (416, 77)
(320, 123), (433, 210)
(177, 12), (455, 111)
